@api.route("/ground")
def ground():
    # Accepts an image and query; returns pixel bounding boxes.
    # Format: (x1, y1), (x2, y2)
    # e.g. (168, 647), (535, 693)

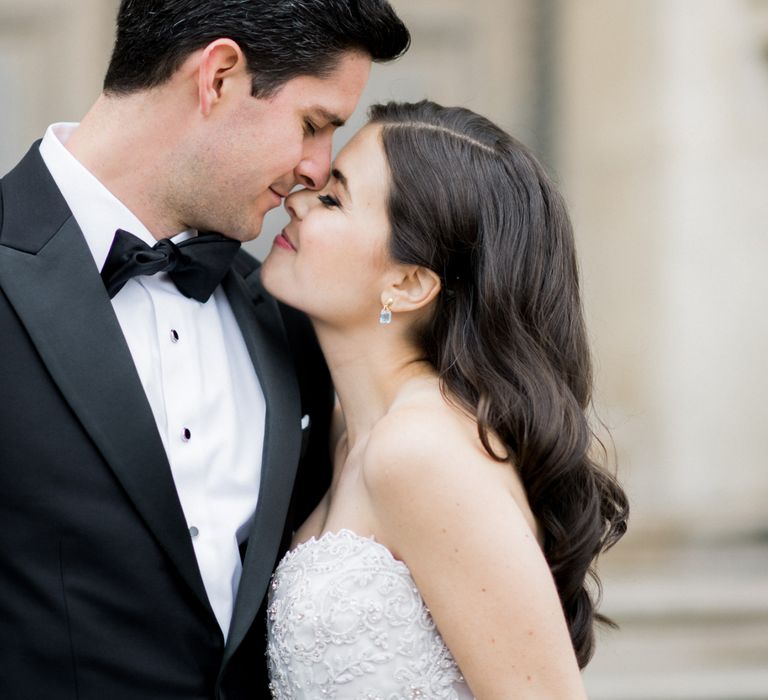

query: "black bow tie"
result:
(101, 229), (241, 303)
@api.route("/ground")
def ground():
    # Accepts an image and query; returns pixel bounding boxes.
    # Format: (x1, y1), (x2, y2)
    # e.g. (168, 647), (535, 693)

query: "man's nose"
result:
(294, 133), (333, 190)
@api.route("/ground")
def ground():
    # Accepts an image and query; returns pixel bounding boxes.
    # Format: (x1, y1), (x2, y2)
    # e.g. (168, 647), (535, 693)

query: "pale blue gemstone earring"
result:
(379, 298), (394, 325)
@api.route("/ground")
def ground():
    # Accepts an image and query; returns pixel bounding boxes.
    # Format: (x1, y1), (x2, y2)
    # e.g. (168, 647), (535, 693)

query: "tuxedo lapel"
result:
(221, 266), (302, 659)
(0, 145), (214, 621)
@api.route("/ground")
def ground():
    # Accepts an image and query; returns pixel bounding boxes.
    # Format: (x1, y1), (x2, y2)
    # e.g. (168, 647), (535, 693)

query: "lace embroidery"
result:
(267, 529), (473, 699)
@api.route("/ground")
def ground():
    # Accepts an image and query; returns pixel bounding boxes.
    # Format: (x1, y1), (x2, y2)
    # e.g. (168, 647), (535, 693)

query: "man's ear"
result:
(197, 39), (247, 116)
(382, 265), (442, 314)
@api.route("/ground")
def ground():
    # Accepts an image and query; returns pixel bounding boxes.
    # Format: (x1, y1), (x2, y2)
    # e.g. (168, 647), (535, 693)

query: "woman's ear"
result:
(382, 265), (442, 314)
(196, 39), (247, 116)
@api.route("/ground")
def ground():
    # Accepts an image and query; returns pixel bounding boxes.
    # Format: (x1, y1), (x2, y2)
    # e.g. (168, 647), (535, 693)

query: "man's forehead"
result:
(278, 52), (370, 120)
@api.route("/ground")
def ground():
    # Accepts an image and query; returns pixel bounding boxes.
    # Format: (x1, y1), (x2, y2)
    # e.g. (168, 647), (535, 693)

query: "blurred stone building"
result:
(2, 1), (767, 696)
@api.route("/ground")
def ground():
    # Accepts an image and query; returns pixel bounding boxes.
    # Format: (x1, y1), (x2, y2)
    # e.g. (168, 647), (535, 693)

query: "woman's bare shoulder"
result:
(365, 390), (479, 481)
(361, 384), (540, 547)
(359, 388), (584, 697)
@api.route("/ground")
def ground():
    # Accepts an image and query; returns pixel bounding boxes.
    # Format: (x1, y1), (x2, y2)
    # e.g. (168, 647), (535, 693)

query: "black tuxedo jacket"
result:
(0, 144), (334, 699)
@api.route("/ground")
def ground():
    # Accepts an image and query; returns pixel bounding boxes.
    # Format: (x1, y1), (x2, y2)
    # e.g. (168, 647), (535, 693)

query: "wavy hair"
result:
(369, 100), (628, 667)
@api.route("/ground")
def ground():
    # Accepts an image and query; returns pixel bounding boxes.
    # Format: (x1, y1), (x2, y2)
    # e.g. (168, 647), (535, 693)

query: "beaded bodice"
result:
(267, 529), (474, 699)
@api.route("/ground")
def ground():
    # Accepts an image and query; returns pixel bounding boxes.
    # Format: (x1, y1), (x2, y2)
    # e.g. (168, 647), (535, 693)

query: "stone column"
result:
(555, 0), (768, 538)
(0, 0), (118, 172)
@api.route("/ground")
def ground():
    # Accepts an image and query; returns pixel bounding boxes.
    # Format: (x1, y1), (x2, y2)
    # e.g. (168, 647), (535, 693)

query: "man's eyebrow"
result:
(331, 167), (349, 195)
(313, 107), (345, 128)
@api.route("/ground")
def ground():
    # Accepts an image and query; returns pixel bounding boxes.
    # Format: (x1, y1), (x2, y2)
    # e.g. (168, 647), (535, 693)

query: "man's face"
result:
(180, 51), (372, 241)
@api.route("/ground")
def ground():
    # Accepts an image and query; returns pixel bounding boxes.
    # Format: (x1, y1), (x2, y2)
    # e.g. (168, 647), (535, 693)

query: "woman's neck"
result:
(313, 322), (433, 449)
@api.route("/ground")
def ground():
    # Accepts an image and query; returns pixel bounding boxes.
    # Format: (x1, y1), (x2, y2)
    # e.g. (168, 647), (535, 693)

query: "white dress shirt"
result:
(39, 123), (266, 639)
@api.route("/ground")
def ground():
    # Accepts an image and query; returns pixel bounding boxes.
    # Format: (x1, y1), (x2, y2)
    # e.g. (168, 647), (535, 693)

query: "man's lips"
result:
(268, 187), (287, 206)
(270, 186), (288, 197)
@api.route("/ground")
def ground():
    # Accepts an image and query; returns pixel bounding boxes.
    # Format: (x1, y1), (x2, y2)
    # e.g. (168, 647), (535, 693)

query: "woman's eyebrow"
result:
(331, 167), (350, 196)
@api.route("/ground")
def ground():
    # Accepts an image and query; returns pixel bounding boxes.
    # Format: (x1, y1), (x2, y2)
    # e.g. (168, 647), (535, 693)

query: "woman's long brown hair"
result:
(369, 100), (629, 667)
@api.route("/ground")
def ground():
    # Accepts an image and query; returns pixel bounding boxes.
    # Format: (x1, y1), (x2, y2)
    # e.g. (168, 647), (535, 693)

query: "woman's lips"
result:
(273, 230), (297, 251)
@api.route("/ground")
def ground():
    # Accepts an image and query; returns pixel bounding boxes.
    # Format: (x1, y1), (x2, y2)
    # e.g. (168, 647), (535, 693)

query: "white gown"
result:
(267, 529), (475, 699)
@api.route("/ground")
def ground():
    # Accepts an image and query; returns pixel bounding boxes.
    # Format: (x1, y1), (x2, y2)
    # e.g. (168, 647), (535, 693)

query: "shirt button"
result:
(170, 329), (180, 343)
(182, 428), (191, 442)
(189, 526), (199, 538)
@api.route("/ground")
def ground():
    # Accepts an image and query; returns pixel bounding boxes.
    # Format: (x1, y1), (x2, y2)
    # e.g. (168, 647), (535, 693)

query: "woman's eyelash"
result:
(304, 120), (317, 136)
(318, 194), (340, 208)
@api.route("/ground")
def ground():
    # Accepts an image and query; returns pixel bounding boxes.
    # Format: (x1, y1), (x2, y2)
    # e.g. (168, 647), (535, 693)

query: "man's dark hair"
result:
(103, 0), (410, 97)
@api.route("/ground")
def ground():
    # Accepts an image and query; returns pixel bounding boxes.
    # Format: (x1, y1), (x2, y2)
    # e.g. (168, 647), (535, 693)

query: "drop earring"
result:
(379, 298), (394, 325)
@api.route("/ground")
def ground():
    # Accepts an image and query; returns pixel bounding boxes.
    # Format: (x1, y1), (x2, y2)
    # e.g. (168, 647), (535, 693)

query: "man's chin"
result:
(222, 216), (265, 243)
(196, 207), (271, 242)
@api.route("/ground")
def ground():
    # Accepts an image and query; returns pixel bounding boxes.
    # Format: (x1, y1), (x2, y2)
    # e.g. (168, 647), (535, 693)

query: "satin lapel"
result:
(221, 267), (302, 657)
(0, 147), (214, 620)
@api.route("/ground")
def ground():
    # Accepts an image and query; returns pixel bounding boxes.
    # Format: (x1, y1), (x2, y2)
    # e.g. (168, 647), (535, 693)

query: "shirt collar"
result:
(38, 123), (195, 272)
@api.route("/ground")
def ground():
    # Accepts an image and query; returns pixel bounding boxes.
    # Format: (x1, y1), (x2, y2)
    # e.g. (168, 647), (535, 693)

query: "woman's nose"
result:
(284, 188), (313, 221)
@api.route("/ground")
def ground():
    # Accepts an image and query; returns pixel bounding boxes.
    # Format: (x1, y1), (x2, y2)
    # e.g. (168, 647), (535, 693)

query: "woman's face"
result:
(260, 123), (394, 326)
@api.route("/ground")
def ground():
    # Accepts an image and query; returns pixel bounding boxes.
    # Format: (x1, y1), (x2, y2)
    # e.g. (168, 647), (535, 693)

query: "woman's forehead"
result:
(333, 124), (388, 201)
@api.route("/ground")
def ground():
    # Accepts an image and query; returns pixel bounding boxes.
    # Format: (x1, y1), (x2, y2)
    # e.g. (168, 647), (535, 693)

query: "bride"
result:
(261, 100), (628, 699)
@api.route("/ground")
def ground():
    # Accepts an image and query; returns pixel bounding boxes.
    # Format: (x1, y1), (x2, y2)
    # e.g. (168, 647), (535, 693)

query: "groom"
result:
(0, 1), (409, 698)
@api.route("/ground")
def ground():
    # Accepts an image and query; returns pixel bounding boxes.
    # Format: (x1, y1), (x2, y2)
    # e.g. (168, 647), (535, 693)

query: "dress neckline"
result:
(279, 528), (410, 572)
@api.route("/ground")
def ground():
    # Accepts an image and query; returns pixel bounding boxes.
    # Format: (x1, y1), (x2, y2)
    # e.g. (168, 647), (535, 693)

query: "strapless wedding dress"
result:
(267, 529), (474, 699)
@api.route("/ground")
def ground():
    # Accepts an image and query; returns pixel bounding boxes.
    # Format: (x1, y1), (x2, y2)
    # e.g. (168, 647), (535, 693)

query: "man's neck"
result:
(65, 93), (186, 240)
